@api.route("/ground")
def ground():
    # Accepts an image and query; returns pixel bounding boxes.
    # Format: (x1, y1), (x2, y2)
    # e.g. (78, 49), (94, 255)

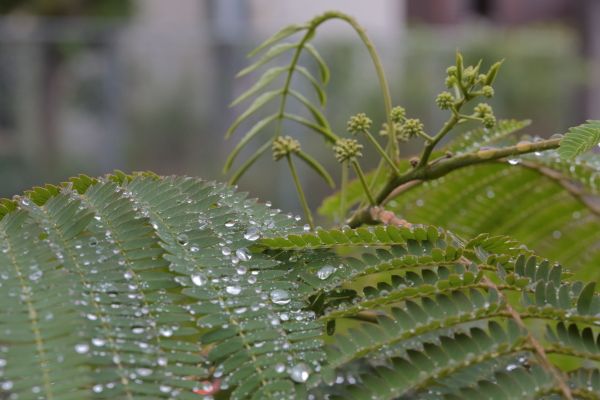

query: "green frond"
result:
(225, 89), (283, 139)
(1, 173), (599, 398)
(247, 24), (308, 58)
(385, 162), (600, 280)
(237, 43), (299, 78)
(304, 43), (330, 84)
(558, 120), (600, 160)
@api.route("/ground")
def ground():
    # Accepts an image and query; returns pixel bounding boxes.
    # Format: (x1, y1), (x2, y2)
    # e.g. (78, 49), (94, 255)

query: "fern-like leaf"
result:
(558, 120), (600, 160)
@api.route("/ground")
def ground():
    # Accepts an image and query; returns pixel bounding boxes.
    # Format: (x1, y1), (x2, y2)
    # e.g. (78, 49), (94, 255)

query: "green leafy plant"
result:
(1, 10), (600, 400)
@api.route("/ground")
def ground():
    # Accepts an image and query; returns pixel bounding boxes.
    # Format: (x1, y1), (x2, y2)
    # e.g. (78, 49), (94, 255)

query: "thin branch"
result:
(347, 138), (561, 227)
(286, 155), (315, 229)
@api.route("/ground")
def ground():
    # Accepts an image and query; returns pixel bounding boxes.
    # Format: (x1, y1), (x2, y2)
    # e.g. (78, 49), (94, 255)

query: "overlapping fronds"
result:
(0, 173), (321, 399)
(258, 225), (600, 399)
(1, 174), (598, 399)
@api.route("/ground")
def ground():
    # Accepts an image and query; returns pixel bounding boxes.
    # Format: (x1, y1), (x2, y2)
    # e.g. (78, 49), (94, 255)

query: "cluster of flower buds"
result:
(474, 103), (496, 128)
(347, 113), (372, 134)
(376, 106), (425, 142)
(441, 53), (501, 129)
(272, 135), (301, 161)
(333, 138), (363, 163)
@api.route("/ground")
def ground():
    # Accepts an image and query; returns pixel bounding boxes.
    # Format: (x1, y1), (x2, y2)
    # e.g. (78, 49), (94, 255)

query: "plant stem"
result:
(340, 161), (348, 223)
(347, 138), (561, 227)
(286, 154), (315, 229)
(351, 159), (376, 205)
(362, 131), (402, 175)
(307, 11), (395, 157)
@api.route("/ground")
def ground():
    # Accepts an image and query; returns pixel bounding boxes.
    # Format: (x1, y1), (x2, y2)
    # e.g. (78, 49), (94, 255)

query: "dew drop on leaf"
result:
(74, 343), (89, 354)
(243, 226), (260, 241)
(289, 363), (311, 383)
(191, 273), (206, 286)
(317, 265), (335, 280)
(235, 248), (251, 262)
(270, 289), (291, 305)
(176, 234), (189, 246)
(226, 285), (242, 295)
(225, 220), (236, 228)
(221, 247), (231, 256)
(275, 363), (286, 373)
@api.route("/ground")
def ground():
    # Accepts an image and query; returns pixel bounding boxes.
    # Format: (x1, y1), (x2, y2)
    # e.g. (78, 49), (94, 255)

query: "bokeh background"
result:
(0, 0), (598, 217)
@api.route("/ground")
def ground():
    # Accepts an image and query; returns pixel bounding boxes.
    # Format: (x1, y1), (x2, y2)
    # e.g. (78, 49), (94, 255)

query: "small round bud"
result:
(445, 76), (457, 89)
(401, 118), (425, 139)
(446, 66), (457, 76)
(272, 136), (300, 161)
(347, 113), (372, 134)
(445, 151), (453, 158)
(390, 106), (406, 124)
(463, 66), (475, 83)
(482, 85), (494, 98)
(477, 74), (487, 83)
(483, 114), (496, 129)
(435, 91), (454, 110)
(333, 138), (363, 163)
(474, 103), (493, 117)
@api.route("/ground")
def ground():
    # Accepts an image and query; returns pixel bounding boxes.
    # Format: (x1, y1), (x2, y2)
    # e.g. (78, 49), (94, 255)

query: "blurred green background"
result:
(0, 0), (598, 217)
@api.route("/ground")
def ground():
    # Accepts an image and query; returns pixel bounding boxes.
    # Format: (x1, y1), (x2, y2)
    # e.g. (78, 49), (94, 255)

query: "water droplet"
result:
(416, 199), (425, 207)
(235, 248), (251, 262)
(159, 384), (172, 393)
(92, 338), (106, 347)
(191, 273), (206, 286)
(74, 343), (90, 354)
(552, 230), (562, 239)
(1, 381), (13, 391)
(243, 227), (260, 241)
(317, 265), (335, 280)
(157, 356), (168, 367)
(0, 358), (6, 367)
(159, 326), (173, 337)
(303, 224), (311, 232)
(92, 384), (103, 393)
(508, 158), (520, 165)
(88, 237), (98, 247)
(176, 234), (189, 246)
(123, 270), (134, 280)
(247, 275), (257, 284)
(275, 363), (286, 373)
(270, 289), (291, 305)
(226, 285), (241, 295)
(225, 220), (236, 228)
(29, 270), (43, 281)
(190, 246), (199, 253)
(221, 247), (231, 256)
(506, 364), (518, 371)
(289, 363), (311, 383)
(236, 266), (247, 275)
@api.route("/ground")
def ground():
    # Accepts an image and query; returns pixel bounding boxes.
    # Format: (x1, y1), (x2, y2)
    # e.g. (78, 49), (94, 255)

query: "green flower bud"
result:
(446, 66), (457, 76)
(474, 103), (493, 117)
(463, 66), (475, 84)
(483, 114), (496, 129)
(390, 106), (406, 124)
(445, 76), (457, 89)
(347, 113), (372, 134)
(435, 91), (454, 110)
(333, 138), (363, 163)
(401, 118), (425, 139)
(477, 74), (487, 83)
(482, 85), (494, 98)
(272, 135), (300, 161)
